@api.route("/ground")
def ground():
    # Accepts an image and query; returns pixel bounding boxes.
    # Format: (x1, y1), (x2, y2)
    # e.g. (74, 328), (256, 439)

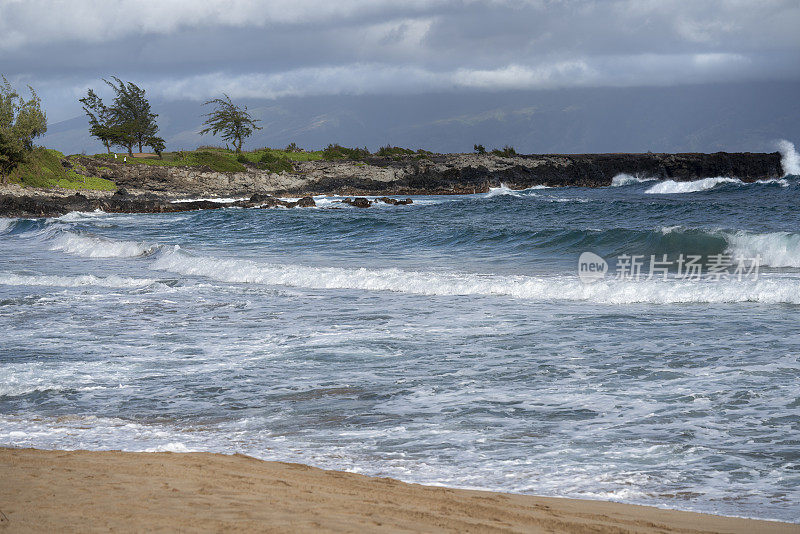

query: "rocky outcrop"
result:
(296, 152), (784, 194)
(376, 197), (413, 205)
(0, 190), (317, 218)
(1, 151), (783, 217)
(74, 151), (784, 198)
(342, 197), (372, 208)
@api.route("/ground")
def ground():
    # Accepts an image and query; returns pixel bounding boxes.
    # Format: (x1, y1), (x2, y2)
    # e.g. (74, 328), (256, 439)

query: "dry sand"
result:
(1, 448), (797, 533)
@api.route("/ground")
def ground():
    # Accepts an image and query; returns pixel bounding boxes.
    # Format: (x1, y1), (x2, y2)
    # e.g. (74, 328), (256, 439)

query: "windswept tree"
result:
(104, 77), (159, 155)
(79, 89), (118, 153)
(80, 77), (160, 156)
(146, 135), (165, 157)
(200, 94), (261, 153)
(0, 76), (47, 181)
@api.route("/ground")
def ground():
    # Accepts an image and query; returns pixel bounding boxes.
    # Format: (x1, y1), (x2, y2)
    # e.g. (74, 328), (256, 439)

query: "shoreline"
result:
(0, 149), (787, 217)
(1, 447), (797, 533)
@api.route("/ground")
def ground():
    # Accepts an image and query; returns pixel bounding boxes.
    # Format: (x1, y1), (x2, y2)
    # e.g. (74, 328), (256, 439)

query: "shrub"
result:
(474, 144), (486, 154)
(322, 144), (370, 161)
(491, 145), (517, 158)
(11, 148), (114, 190)
(258, 151), (293, 173)
(185, 151), (246, 172)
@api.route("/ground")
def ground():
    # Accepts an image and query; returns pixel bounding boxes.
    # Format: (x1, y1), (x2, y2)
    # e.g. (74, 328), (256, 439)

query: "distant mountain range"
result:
(41, 81), (800, 155)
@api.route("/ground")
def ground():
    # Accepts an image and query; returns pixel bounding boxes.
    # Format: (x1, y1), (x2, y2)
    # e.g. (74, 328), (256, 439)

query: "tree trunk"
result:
(127, 145), (133, 157)
(138, 141), (143, 153)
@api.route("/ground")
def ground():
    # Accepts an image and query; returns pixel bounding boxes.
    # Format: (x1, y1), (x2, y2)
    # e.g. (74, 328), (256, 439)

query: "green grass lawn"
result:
(10, 148), (115, 190)
(5, 144), (427, 191)
(91, 147), (324, 173)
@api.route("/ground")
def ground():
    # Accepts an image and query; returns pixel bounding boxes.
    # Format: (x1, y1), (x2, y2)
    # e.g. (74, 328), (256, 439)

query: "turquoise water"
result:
(1, 177), (799, 521)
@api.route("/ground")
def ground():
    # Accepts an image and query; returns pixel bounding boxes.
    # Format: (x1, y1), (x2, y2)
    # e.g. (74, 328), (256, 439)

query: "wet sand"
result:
(1, 448), (797, 533)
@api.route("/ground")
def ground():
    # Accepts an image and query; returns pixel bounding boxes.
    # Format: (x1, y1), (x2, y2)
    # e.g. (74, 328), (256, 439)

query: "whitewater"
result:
(1, 176), (799, 522)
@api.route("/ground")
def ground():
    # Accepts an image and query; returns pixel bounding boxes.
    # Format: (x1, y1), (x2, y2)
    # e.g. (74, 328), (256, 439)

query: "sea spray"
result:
(777, 139), (800, 176)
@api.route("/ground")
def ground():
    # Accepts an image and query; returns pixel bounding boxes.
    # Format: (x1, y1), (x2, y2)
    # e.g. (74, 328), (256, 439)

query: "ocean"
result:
(1, 174), (799, 522)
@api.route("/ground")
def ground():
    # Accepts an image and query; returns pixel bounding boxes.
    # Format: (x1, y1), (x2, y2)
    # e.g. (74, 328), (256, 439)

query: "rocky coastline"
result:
(0, 150), (785, 218)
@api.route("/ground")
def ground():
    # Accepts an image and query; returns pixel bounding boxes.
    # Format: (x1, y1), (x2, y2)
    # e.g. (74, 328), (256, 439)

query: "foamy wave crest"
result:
(485, 184), (551, 198)
(171, 197), (247, 204)
(725, 231), (800, 268)
(0, 273), (160, 288)
(50, 232), (158, 258)
(610, 174), (656, 187)
(0, 218), (16, 234)
(777, 139), (800, 176)
(645, 177), (742, 194)
(755, 178), (790, 187)
(151, 248), (800, 304)
(485, 183), (522, 197)
(55, 210), (108, 222)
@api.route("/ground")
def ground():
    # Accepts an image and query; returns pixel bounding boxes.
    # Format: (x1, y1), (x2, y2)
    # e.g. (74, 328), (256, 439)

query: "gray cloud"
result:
(1, 0), (798, 122)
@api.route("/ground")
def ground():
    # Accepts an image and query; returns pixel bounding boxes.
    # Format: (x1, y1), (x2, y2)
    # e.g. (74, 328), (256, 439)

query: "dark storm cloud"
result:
(1, 0), (798, 120)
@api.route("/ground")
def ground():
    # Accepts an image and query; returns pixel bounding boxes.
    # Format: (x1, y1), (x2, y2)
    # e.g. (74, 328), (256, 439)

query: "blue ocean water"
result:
(1, 176), (799, 521)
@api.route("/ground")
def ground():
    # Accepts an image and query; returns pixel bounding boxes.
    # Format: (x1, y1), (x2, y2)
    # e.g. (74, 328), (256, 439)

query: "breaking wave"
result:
(777, 139), (800, 176)
(610, 174), (657, 186)
(0, 218), (15, 234)
(645, 177), (742, 194)
(644, 177), (790, 194)
(485, 184), (550, 198)
(50, 232), (159, 258)
(486, 184), (523, 197)
(725, 231), (800, 268)
(55, 210), (109, 222)
(151, 247), (800, 304)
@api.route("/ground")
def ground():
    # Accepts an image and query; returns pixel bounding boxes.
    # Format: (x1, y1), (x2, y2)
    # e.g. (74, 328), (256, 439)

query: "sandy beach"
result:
(1, 448), (797, 533)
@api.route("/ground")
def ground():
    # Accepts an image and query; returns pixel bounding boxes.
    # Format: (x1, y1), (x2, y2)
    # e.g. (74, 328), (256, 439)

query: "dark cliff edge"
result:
(297, 152), (784, 196)
(0, 151), (785, 217)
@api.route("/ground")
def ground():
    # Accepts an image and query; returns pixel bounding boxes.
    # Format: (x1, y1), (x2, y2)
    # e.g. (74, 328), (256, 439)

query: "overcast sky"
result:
(1, 0), (799, 153)
(1, 1), (797, 119)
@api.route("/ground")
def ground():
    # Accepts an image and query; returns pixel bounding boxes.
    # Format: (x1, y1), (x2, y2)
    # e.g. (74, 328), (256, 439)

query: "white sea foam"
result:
(485, 184), (552, 198)
(610, 174), (657, 186)
(50, 232), (158, 258)
(724, 231), (800, 268)
(755, 178), (790, 187)
(644, 177), (742, 194)
(56, 209), (108, 222)
(542, 197), (592, 203)
(0, 273), (161, 288)
(151, 247), (800, 304)
(777, 139), (800, 176)
(171, 197), (247, 204)
(144, 442), (197, 453)
(486, 183), (522, 197)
